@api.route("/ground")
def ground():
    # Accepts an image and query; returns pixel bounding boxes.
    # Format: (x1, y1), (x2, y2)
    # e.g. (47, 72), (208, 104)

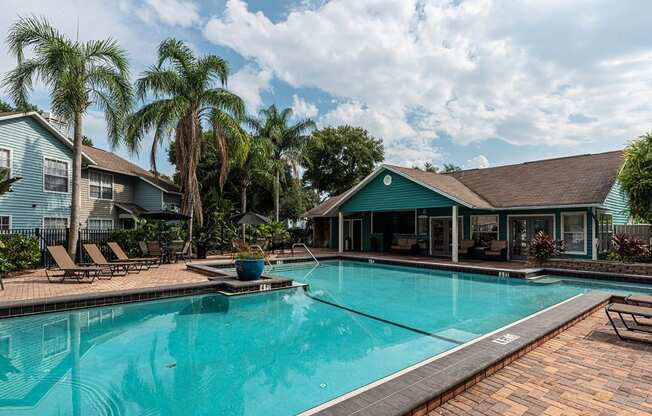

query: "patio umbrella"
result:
(231, 212), (271, 226)
(231, 212), (271, 241)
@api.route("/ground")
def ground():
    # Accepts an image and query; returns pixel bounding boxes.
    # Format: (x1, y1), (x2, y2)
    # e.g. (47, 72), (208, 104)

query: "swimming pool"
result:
(0, 260), (649, 415)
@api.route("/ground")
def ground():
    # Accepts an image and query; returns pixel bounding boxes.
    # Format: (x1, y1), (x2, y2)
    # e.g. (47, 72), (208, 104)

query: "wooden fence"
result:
(614, 224), (652, 244)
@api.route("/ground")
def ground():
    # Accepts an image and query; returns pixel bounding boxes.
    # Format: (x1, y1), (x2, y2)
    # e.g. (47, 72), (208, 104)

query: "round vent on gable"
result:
(383, 174), (392, 186)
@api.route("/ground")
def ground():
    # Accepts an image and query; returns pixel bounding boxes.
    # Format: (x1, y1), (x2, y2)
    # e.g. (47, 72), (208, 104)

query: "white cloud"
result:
(291, 95), (318, 119)
(465, 154), (490, 169)
(204, 0), (652, 156)
(228, 66), (273, 112)
(135, 0), (201, 28)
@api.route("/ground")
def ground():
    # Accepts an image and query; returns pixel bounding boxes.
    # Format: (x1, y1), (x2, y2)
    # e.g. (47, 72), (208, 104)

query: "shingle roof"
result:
(305, 150), (624, 216)
(82, 145), (180, 193)
(448, 150), (623, 208)
(304, 192), (347, 217)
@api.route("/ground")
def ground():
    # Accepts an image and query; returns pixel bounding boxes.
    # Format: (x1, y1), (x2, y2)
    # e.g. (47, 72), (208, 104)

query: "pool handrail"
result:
(292, 243), (320, 266)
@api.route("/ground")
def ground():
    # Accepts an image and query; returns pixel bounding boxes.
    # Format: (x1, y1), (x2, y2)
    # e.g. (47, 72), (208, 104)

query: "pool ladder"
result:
(292, 243), (320, 266)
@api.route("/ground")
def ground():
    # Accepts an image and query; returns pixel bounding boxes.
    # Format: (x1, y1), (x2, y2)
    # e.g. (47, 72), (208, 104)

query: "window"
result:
(43, 217), (68, 229)
(88, 218), (113, 230)
(597, 213), (613, 254)
(562, 212), (586, 254)
(0, 148), (10, 177)
(0, 216), (9, 231)
(471, 215), (499, 243)
(89, 171), (113, 200)
(44, 158), (69, 193)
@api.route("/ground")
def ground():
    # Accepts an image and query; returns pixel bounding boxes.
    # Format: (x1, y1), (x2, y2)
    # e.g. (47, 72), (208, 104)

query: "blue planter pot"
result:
(235, 259), (265, 281)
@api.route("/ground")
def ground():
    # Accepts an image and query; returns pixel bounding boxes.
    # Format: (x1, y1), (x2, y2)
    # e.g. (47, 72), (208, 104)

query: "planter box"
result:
(536, 258), (652, 277)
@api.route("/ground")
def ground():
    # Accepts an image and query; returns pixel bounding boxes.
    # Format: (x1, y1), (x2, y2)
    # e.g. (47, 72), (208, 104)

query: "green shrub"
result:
(0, 234), (40, 275)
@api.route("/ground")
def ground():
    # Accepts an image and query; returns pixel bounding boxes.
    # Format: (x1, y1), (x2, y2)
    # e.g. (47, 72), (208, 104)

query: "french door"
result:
(509, 216), (554, 260)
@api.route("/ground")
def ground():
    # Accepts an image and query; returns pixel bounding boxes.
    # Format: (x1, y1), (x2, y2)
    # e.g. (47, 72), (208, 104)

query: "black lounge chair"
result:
(605, 302), (652, 343)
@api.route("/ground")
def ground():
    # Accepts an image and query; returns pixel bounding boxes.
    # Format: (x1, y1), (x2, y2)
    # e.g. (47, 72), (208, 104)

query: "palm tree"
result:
(248, 105), (315, 221)
(125, 39), (247, 244)
(4, 16), (132, 258)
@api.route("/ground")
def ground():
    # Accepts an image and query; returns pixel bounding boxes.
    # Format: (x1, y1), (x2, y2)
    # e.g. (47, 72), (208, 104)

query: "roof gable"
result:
(0, 112), (95, 164)
(341, 167), (460, 213)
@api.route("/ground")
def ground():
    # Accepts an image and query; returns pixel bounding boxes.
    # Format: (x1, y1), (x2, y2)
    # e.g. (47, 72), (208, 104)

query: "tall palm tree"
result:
(124, 39), (248, 244)
(4, 16), (132, 258)
(248, 105), (315, 221)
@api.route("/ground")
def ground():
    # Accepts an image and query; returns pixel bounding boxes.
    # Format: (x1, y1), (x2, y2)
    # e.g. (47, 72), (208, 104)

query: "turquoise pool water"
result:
(0, 260), (650, 416)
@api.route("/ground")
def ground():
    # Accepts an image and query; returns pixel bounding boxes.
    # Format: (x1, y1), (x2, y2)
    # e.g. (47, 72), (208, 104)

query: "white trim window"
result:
(43, 217), (68, 229)
(561, 212), (587, 254)
(0, 215), (10, 230)
(44, 158), (69, 193)
(89, 171), (113, 200)
(471, 215), (499, 243)
(88, 218), (113, 230)
(0, 148), (11, 177)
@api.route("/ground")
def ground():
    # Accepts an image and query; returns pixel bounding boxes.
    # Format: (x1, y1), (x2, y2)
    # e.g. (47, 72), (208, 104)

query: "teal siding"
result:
(134, 180), (164, 211)
(0, 118), (72, 228)
(340, 169), (455, 213)
(603, 181), (629, 224)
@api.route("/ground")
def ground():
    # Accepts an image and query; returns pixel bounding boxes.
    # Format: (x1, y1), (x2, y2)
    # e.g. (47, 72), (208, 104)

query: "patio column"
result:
(338, 211), (344, 253)
(452, 205), (459, 263)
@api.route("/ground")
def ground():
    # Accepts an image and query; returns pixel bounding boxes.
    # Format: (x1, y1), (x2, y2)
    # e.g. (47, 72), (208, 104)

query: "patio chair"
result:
(139, 241), (149, 257)
(485, 240), (507, 259)
(0, 274), (4, 290)
(82, 243), (140, 277)
(107, 242), (160, 269)
(459, 239), (475, 258)
(605, 302), (652, 343)
(45, 245), (102, 283)
(147, 241), (169, 264)
(172, 241), (192, 263)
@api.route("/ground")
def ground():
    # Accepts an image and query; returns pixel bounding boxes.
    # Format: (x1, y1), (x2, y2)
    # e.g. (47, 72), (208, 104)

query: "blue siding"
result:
(0, 118), (72, 228)
(134, 180), (163, 211)
(341, 169), (455, 213)
(603, 181), (629, 224)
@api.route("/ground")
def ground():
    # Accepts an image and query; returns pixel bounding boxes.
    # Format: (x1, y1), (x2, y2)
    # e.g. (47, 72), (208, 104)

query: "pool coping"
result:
(300, 291), (613, 416)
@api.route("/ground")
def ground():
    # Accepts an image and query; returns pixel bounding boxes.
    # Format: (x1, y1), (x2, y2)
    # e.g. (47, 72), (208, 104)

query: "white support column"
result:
(338, 212), (344, 253)
(592, 208), (598, 260)
(452, 205), (459, 263)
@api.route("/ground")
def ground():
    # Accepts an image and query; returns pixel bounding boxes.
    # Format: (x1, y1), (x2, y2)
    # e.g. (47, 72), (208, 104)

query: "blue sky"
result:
(2, 0), (650, 175)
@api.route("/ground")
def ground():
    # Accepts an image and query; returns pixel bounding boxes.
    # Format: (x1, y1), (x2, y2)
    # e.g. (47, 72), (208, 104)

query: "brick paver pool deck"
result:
(429, 310), (652, 416)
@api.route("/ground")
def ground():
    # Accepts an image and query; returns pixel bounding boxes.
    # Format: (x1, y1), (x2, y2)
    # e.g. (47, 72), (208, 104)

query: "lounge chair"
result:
(45, 245), (102, 283)
(606, 302), (652, 343)
(107, 242), (160, 269)
(83, 243), (140, 277)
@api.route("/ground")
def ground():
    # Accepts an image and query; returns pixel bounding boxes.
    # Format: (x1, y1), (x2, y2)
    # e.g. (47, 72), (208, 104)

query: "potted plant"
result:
(234, 249), (266, 281)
